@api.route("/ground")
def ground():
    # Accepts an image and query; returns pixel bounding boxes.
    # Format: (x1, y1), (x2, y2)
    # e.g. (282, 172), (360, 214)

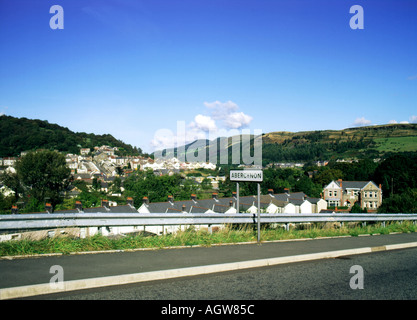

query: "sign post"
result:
(230, 169), (263, 243)
(236, 182), (239, 213)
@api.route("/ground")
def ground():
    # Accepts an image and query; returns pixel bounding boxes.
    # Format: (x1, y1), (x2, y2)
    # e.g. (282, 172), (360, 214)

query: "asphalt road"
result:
(2, 232), (417, 302)
(33, 247), (417, 301)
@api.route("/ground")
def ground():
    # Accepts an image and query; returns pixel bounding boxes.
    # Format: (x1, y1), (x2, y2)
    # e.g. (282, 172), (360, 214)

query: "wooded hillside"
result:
(0, 115), (142, 157)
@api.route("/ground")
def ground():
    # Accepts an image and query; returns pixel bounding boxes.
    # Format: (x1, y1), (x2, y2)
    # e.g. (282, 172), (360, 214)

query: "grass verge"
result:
(0, 221), (416, 257)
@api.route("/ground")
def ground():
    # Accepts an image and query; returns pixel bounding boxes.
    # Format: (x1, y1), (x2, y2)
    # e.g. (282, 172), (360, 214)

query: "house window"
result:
(329, 191), (332, 197)
(329, 200), (339, 207)
(334, 191), (338, 197)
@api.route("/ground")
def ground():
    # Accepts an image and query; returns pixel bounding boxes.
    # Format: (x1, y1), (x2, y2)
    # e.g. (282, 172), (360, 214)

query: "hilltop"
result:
(0, 115), (143, 157)
(155, 123), (417, 165)
(262, 123), (417, 163)
(2, 115), (416, 163)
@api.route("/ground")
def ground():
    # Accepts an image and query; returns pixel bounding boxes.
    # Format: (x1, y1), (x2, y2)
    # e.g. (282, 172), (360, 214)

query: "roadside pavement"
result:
(1, 232), (417, 299)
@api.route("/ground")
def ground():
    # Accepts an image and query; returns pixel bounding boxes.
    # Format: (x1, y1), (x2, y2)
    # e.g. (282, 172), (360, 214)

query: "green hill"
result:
(0, 115), (143, 157)
(3, 115), (416, 162)
(262, 124), (417, 163)
(154, 123), (417, 164)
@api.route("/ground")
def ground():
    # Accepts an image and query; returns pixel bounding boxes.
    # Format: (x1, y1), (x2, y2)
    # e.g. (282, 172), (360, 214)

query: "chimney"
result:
(75, 200), (83, 212)
(229, 200), (234, 208)
(191, 194), (197, 202)
(168, 195), (174, 204)
(232, 192), (237, 199)
(11, 205), (18, 214)
(142, 196), (149, 205)
(182, 204), (186, 212)
(284, 188), (289, 195)
(379, 184), (382, 190)
(212, 193), (218, 201)
(268, 189), (274, 195)
(127, 197), (134, 207)
(45, 203), (53, 214)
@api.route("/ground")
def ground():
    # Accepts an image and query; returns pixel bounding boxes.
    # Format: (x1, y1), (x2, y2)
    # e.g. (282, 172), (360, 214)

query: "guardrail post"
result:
(208, 224), (212, 235)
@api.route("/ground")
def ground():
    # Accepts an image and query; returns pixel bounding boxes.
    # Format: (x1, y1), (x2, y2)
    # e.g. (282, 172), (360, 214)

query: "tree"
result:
(92, 177), (101, 191)
(350, 202), (367, 213)
(294, 176), (322, 198)
(110, 177), (122, 194)
(313, 168), (344, 187)
(373, 154), (417, 196)
(0, 169), (24, 202)
(201, 178), (211, 190)
(13, 150), (72, 210)
(116, 166), (124, 176)
(377, 189), (417, 213)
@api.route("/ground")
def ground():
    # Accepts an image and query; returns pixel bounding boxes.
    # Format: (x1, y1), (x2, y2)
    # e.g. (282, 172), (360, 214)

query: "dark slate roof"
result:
(189, 205), (211, 213)
(334, 180), (378, 190)
(271, 192), (307, 202)
(84, 206), (112, 213)
(212, 203), (234, 213)
(305, 197), (323, 204)
(107, 204), (138, 213)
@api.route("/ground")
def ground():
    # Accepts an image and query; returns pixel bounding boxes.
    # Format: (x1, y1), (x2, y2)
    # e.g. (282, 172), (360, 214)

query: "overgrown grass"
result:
(374, 136), (417, 153)
(0, 221), (416, 257)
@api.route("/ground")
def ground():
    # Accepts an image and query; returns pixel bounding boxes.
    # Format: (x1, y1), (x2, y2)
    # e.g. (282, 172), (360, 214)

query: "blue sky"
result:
(0, 0), (416, 153)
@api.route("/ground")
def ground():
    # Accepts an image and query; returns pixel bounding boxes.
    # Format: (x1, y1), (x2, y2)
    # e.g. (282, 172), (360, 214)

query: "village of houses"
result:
(0, 145), (384, 239)
(0, 145), (383, 215)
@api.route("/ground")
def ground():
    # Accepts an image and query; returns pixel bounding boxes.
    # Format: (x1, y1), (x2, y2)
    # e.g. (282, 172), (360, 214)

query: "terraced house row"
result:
(11, 189), (327, 216)
(5, 190), (329, 239)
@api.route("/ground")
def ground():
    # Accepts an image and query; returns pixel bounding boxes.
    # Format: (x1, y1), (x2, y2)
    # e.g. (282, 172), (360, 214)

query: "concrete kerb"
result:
(0, 233), (382, 261)
(1, 240), (417, 300)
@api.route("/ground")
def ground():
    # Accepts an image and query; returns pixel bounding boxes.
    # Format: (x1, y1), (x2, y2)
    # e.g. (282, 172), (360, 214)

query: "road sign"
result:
(229, 169), (263, 243)
(230, 170), (263, 182)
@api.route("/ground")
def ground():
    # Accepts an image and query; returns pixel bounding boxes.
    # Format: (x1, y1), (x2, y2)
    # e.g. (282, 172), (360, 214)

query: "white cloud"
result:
(203, 100), (253, 129)
(203, 100), (238, 120)
(150, 100), (254, 151)
(223, 112), (253, 129)
(388, 117), (417, 124)
(190, 114), (217, 132)
(353, 117), (372, 127)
